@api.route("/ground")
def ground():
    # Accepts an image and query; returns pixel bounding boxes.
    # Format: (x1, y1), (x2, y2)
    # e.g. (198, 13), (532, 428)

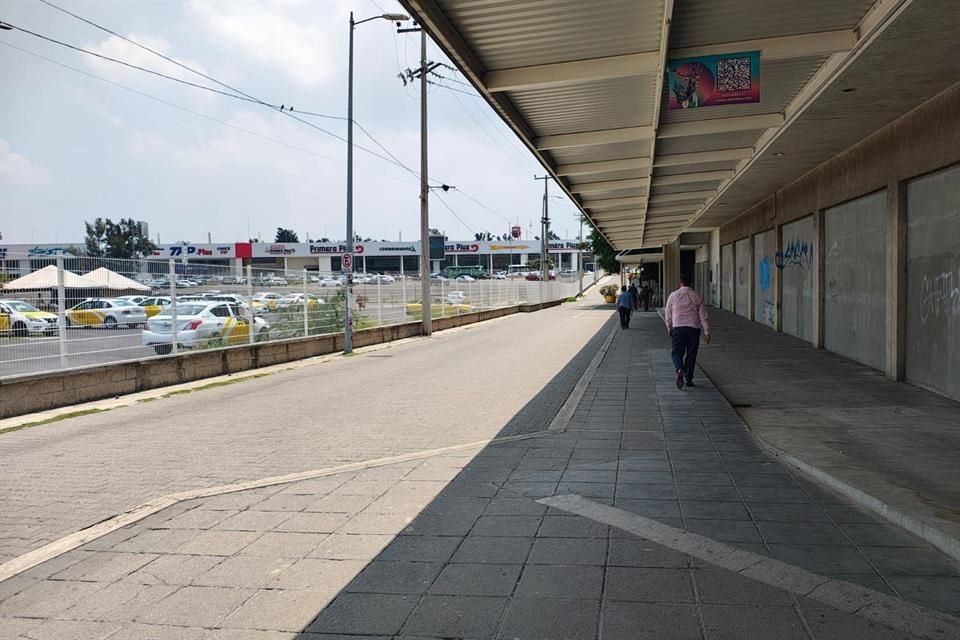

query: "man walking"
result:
(617, 285), (633, 329)
(664, 274), (711, 388)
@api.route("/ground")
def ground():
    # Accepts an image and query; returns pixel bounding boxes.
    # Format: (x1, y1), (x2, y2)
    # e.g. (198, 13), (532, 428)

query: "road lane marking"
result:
(539, 494), (960, 640)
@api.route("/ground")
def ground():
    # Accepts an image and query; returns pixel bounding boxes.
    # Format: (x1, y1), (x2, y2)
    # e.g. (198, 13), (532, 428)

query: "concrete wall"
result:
(710, 230), (721, 307)
(753, 230), (776, 328)
(781, 215), (815, 342)
(721, 244), (734, 312)
(735, 238), (751, 318)
(0, 305), (528, 419)
(905, 163), (960, 401)
(823, 191), (887, 371)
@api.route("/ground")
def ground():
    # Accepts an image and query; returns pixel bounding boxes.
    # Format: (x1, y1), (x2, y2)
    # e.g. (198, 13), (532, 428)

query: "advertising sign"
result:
(668, 50), (760, 110)
(511, 226), (522, 239)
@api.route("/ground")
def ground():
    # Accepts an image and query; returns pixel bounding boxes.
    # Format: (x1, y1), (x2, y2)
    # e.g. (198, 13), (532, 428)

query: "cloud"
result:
(0, 139), (51, 186)
(85, 32), (209, 89)
(185, 1), (335, 88)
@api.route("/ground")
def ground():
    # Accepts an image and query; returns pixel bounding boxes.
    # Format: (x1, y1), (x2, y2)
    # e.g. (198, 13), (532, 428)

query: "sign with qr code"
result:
(668, 50), (760, 110)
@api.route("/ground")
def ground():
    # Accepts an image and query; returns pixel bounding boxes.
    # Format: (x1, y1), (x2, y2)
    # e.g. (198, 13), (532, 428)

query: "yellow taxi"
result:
(405, 299), (473, 319)
(139, 296), (172, 318)
(66, 298), (148, 329)
(0, 299), (59, 337)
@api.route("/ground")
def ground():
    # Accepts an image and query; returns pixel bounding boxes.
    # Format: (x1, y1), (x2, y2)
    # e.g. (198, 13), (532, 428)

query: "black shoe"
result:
(675, 370), (685, 389)
(685, 380), (695, 387)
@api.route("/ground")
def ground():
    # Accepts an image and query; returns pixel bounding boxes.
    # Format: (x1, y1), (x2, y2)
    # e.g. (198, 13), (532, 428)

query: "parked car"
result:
(278, 293), (324, 309)
(114, 295), (151, 305)
(317, 277), (342, 287)
(139, 296), (172, 318)
(142, 301), (270, 355)
(0, 299), (59, 336)
(253, 292), (283, 311)
(66, 298), (148, 329)
(446, 291), (469, 304)
(405, 299), (473, 318)
(455, 274), (475, 282)
(369, 274), (395, 284)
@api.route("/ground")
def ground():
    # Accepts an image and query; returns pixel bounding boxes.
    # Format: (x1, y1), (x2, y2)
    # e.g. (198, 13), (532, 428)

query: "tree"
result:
(588, 225), (620, 274)
(84, 218), (156, 259)
(525, 257), (554, 270)
(275, 228), (299, 243)
(547, 230), (560, 241)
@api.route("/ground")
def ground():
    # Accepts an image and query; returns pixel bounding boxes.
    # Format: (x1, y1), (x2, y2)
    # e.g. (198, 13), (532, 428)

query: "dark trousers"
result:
(671, 326), (701, 381)
(618, 306), (631, 329)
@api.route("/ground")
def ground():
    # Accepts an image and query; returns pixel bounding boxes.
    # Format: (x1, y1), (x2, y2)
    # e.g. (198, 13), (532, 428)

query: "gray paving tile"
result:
(269, 558), (367, 591)
(736, 486), (812, 503)
(107, 622), (208, 639)
(680, 500), (751, 521)
(402, 594), (508, 638)
(767, 544), (877, 575)
(308, 533), (392, 560)
(836, 523), (924, 548)
(346, 561), (444, 594)
(693, 567), (794, 606)
(673, 472), (733, 486)
(402, 513), (478, 537)
(675, 484), (743, 502)
(615, 483), (677, 500)
(483, 498), (548, 516)
(451, 536), (533, 564)
(802, 607), (921, 640)
(22, 619), (119, 640)
(124, 554), (223, 586)
(239, 532), (329, 558)
(756, 521), (851, 545)
(429, 563), (522, 597)
(192, 555), (294, 588)
(136, 586), (255, 627)
(746, 502), (831, 522)
(607, 537), (690, 568)
(885, 575), (960, 615)
(498, 598), (600, 640)
(684, 519), (763, 543)
(860, 546), (960, 576)
(377, 535), (463, 563)
(527, 537), (607, 565)
(273, 512), (353, 534)
(51, 551), (157, 582)
(617, 471), (675, 484)
(604, 567), (694, 603)
(536, 515), (609, 538)
(555, 481), (616, 499)
(700, 604), (807, 640)
(157, 508), (238, 530)
(613, 498), (682, 519)
(220, 589), (335, 632)
(600, 602), (703, 640)
(176, 530), (263, 557)
(515, 564), (603, 600)
(305, 593), (418, 636)
(212, 510), (295, 532)
(0, 579), (103, 618)
(469, 515), (542, 537)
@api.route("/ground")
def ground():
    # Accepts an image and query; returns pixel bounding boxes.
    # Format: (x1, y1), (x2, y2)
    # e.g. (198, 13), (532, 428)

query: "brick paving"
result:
(1, 309), (958, 638)
(0, 303), (614, 564)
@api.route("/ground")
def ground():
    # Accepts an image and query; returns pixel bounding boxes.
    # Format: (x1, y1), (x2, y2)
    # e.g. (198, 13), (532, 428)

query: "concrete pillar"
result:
(662, 239), (681, 299)
(748, 235), (756, 322)
(233, 257), (243, 277)
(885, 181), (907, 381)
(812, 209), (826, 349)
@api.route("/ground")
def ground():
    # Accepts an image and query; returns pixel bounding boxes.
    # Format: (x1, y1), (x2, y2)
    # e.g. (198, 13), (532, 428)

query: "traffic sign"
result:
(342, 253), (352, 270)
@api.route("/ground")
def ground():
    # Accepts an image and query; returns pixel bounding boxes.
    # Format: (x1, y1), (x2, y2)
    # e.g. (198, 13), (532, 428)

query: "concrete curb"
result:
(549, 317), (618, 432)
(754, 436), (960, 564)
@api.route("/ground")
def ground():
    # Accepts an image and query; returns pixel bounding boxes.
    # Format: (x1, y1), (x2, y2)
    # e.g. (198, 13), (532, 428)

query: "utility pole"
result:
(398, 25), (443, 336)
(535, 175), (551, 283)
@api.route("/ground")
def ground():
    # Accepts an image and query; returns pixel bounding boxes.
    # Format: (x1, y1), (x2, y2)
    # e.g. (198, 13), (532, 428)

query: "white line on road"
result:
(539, 494), (960, 640)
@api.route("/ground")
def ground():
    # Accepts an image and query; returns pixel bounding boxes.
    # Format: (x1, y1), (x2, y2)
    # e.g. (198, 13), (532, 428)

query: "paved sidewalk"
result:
(0, 303), (613, 564)
(1, 311), (959, 638)
(696, 309), (960, 555)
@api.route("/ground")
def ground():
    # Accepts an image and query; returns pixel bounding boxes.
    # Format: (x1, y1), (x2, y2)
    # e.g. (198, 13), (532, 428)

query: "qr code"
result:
(717, 57), (751, 91)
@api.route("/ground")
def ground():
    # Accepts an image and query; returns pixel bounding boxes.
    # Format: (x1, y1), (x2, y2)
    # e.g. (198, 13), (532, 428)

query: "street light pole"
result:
(344, 11), (409, 353)
(345, 11), (356, 353)
(535, 175), (550, 283)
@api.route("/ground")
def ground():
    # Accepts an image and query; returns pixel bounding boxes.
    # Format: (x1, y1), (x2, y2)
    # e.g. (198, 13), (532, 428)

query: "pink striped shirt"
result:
(664, 286), (710, 335)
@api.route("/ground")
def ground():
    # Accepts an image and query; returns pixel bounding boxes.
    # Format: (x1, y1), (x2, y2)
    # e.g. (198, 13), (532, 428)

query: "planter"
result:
(603, 295), (616, 303)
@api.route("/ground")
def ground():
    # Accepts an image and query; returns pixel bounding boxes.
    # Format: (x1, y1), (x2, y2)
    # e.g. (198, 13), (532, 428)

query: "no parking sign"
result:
(342, 253), (352, 270)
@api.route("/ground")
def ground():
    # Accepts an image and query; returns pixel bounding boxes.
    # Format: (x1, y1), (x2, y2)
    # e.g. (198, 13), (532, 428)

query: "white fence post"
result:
(168, 259), (178, 356)
(303, 269), (309, 337)
(377, 278), (382, 326)
(246, 264), (255, 345)
(56, 256), (67, 369)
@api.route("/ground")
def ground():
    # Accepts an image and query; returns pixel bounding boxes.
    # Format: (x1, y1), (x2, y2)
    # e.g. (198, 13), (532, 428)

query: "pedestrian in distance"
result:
(617, 285), (633, 329)
(640, 285), (652, 312)
(628, 281), (640, 311)
(663, 273), (711, 389)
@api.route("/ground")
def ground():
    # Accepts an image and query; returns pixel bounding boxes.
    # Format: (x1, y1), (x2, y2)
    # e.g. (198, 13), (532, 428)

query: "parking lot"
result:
(0, 277), (592, 379)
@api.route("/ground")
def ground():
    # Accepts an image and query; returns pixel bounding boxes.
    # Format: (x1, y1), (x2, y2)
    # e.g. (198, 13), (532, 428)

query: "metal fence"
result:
(0, 253), (598, 379)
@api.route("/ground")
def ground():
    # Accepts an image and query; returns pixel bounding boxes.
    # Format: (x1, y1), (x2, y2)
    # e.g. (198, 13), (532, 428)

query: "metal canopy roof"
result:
(400, 0), (959, 250)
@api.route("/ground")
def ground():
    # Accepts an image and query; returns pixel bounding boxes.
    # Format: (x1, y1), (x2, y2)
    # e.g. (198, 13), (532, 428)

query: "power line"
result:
(434, 192), (477, 235)
(0, 40), (417, 187)
(427, 79), (482, 99)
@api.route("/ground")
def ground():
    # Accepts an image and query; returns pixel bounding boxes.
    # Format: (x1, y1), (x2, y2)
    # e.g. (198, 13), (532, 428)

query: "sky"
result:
(0, 0), (583, 245)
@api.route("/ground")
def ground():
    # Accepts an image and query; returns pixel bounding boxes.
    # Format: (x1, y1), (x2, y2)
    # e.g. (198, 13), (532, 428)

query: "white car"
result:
(142, 301), (270, 355)
(446, 291), (469, 304)
(0, 299), (59, 336)
(455, 275), (475, 282)
(66, 298), (148, 329)
(369, 274), (395, 284)
(278, 293), (324, 309)
(114, 295), (150, 305)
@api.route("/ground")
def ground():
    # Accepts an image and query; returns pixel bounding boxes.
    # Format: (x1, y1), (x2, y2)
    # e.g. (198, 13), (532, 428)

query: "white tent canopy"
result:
(85, 267), (150, 292)
(2, 265), (102, 290)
